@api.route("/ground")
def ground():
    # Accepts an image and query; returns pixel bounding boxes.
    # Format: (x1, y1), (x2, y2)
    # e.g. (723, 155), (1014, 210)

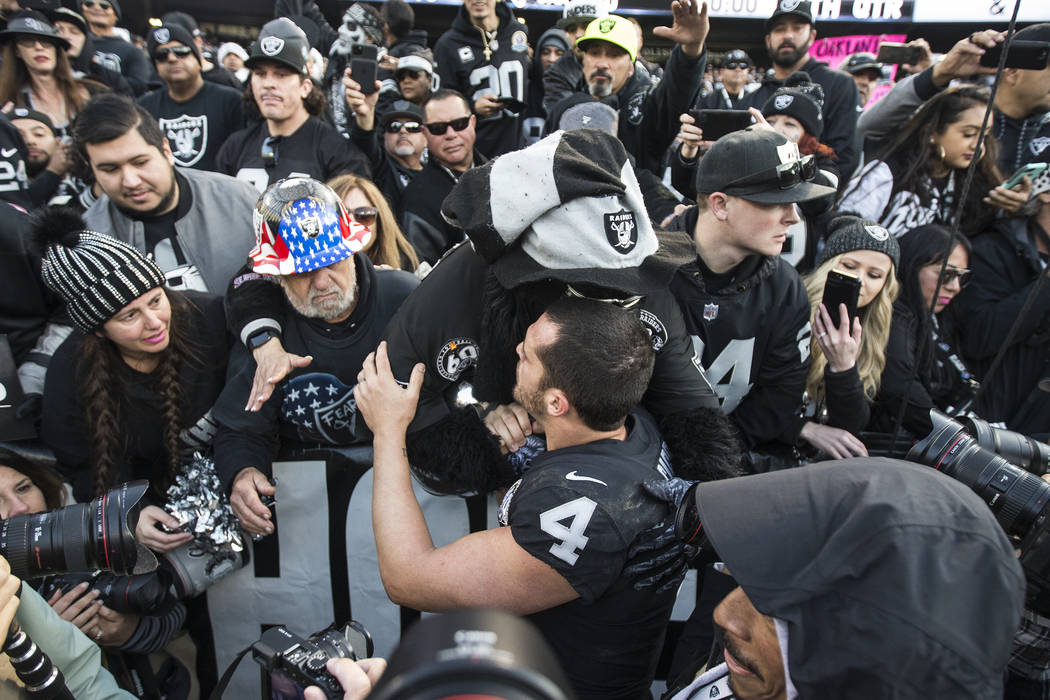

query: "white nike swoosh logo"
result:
(565, 471), (607, 486)
(1, 148), (17, 157)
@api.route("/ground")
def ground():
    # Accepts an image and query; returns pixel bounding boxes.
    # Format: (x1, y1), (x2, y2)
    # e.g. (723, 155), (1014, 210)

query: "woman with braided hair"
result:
(37, 207), (228, 553)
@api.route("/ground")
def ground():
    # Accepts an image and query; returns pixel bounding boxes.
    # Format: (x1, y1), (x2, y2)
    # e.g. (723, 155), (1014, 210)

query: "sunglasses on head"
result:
(385, 120), (422, 134)
(937, 266), (972, 287)
(350, 207), (378, 226)
(725, 154), (817, 191)
(155, 46), (194, 62)
(82, 0), (112, 9)
(261, 135), (280, 168)
(423, 116), (471, 136)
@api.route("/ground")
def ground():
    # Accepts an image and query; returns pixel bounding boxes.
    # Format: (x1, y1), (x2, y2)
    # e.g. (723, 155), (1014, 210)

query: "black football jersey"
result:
(503, 409), (677, 700)
(0, 116), (31, 208)
(215, 116), (370, 193)
(138, 82), (245, 171)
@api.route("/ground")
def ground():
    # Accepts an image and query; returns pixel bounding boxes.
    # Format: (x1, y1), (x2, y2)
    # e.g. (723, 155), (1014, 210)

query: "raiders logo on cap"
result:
(774, 94), (794, 110)
(260, 36), (285, 56)
(780, 0), (802, 10)
(604, 210), (638, 254)
(153, 27), (171, 45)
(638, 309), (667, 351)
(436, 338), (479, 381)
(24, 17), (48, 32)
(598, 18), (616, 33)
(865, 224), (890, 241)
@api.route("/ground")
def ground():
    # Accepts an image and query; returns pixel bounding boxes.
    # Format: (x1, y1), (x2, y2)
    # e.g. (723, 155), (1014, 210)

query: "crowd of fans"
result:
(1, 0), (1050, 697)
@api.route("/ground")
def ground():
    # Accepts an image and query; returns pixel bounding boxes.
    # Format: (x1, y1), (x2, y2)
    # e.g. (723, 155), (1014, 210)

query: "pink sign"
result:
(810, 33), (906, 108)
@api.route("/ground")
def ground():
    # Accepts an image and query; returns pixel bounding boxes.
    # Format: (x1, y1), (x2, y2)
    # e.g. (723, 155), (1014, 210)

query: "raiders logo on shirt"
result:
(626, 91), (645, 126)
(637, 309), (667, 351)
(604, 210), (638, 254)
(160, 114), (208, 167)
(436, 337), (479, 381)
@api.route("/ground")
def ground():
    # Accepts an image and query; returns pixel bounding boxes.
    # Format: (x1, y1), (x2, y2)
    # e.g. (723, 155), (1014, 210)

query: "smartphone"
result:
(1003, 162), (1049, 189)
(875, 42), (922, 66)
(687, 109), (752, 142)
(822, 270), (861, 331)
(350, 44), (379, 94)
(979, 40), (1050, 70)
(497, 95), (526, 114)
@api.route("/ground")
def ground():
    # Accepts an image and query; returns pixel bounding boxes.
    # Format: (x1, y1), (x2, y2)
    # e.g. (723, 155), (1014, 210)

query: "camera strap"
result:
(206, 644), (253, 700)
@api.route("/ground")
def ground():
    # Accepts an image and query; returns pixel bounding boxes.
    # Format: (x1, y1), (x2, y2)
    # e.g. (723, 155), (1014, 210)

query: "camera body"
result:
(252, 621), (372, 699)
(38, 569), (176, 616)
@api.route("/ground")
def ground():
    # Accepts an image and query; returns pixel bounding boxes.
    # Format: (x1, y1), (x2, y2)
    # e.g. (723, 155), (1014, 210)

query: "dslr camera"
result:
(252, 621), (373, 699)
(38, 568), (177, 616)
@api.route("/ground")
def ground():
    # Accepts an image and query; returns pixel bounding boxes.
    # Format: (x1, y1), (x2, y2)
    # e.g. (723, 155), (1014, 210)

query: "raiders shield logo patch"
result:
(436, 338), (479, 381)
(638, 309), (668, 351)
(864, 224), (890, 241)
(153, 27), (171, 45)
(260, 36), (285, 56)
(774, 94), (794, 110)
(604, 210), (638, 254)
(598, 18), (616, 33)
(779, 0), (802, 10)
(1031, 137), (1050, 156)
(626, 91), (645, 125)
(300, 215), (322, 238)
(160, 114), (207, 167)
(703, 303), (719, 321)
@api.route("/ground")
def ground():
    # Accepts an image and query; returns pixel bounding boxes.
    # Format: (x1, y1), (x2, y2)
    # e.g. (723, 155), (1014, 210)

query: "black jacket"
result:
(738, 58), (860, 184)
(400, 152), (486, 265)
(0, 204), (59, 364)
(433, 2), (530, 158)
(953, 216), (1050, 435)
(668, 208), (811, 453)
(548, 46), (705, 174)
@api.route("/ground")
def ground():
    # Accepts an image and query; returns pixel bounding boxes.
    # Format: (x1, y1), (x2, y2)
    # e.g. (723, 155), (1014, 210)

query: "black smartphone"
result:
(688, 109), (752, 142)
(350, 44), (379, 94)
(497, 95), (526, 114)
(979, 40), (1050, 70)
(875, 42), (922, 65)
(822, 270), (861, 331)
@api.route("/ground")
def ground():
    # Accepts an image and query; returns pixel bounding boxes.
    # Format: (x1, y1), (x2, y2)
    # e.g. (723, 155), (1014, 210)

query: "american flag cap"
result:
(249, 176), (373, 276)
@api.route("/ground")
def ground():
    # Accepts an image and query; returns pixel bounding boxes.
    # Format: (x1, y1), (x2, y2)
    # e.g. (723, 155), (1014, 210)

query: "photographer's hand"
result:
(94, 605), (138, 647)
(135, 505), (193, 553)
(304, 657), (387, 700)
(46, 582), (101, 636)
(0, 557), (20, 643)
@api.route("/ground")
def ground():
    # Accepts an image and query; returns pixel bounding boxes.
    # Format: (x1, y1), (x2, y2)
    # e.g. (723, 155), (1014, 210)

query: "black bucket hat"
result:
(0, 10), (70, 51)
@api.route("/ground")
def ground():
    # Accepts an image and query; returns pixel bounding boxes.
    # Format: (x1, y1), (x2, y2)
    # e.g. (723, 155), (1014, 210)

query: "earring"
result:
(931, 141), (946, 161)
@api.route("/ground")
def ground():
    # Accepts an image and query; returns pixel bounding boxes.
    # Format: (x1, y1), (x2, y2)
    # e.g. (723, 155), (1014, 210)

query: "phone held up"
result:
(822, 270), (861, 332)
(350, 44), (379, 95)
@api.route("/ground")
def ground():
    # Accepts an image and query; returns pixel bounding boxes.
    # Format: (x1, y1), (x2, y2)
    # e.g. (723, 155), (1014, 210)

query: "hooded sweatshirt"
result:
(682, 458), (1024, 699)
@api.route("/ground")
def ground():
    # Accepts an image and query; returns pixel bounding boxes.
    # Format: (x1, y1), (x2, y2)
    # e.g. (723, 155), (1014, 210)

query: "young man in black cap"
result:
(841, 51), (883, 108)
(669, 127), (835, 463)
(4, 107), (74, 206)
(78, 0), (153, 95)
(698, 49), (753, 109)
(736, 0), (860, 185)
(215, 18), (369, 193)
(433, 0), (530, 158)
(138, 24), (244, 173)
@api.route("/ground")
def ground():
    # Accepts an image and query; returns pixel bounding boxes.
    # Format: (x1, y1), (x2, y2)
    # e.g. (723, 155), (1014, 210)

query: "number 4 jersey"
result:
(500, 409), (678, 700)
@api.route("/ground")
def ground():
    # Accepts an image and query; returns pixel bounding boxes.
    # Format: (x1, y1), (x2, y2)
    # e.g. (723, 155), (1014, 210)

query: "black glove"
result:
(15, 393), (42, 423)
(623, 477), (698, 595)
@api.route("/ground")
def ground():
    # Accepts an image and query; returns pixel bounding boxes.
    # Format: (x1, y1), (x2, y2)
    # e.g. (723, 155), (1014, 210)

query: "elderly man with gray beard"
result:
(211, 177), (418, 535)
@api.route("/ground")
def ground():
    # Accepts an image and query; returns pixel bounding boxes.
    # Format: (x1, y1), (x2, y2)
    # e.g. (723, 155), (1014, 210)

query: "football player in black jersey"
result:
(357, 296), (679, 700)
(215, 18), (369, 193)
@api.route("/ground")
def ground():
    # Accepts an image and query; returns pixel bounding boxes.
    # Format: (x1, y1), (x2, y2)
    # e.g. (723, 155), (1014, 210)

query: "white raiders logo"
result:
(93, 50), (121, 73)
(458, 46), (475, 64)
(626, 91), (645, 126)
(779, 0), (802, 10)
(1030, 137), (1050, 156)
(160, 114), (207, 167)
(153, 27), (171, 45)
(773, 94), (794, 110)
(436, 338), (479, 381)
(300, 215), (322, 238)
(864, 224), (890, 241)
(23, 18), (48, 32)
(637, 309), (667, 351)
(604, 210), (638, 254)
(260, 36), (285, 56)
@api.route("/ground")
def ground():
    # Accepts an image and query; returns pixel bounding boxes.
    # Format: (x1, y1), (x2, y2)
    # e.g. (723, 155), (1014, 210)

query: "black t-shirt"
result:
(138, 81), (245, 171)
(215, 116), (370, 194)
(41, 292), (229, 503)
(91, 34), (155, 95)
(503, 409), (677, 700)
(137, 171), (207, 292)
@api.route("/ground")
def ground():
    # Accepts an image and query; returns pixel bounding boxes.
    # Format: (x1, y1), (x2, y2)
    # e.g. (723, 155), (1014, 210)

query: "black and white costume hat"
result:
(35, 208), (166, 333)
(442, 129), (689, 295)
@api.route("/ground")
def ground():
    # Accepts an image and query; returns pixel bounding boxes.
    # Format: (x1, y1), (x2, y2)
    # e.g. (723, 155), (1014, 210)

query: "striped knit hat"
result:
(36, 207), (166, 333)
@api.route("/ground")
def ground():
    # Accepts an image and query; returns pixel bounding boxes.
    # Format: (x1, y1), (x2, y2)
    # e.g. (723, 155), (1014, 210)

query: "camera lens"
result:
(908, 412), (1050, 538)
(0, 480), (157, 580)
(310, 621), (373, 662)
(963, 417), (1050, 476)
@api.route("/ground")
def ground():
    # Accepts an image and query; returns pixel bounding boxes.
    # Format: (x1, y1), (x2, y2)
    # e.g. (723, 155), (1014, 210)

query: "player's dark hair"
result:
(425, 88), (471, 117)
(382, 0), (415, 39)
(536, 297), (655, 431)
(73, 93), (166, 161)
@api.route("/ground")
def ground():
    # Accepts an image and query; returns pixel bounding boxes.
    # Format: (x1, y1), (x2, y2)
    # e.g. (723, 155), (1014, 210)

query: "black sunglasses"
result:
(261, 136), (280, 168)
(423, 116), (471, 136)
(385, 120), (422, 134)
(725, 154), (817, 191)
(397, 70), (424, 81)
(155, 46), (194, 62)
(937, 266), (972, 287)
(724, 61), (750, 69)
(350, 207), (378, 226)
(82, 0), (113, 9)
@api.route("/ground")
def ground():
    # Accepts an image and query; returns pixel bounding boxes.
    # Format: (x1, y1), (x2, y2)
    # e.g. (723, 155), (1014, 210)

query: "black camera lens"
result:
(908, 412), (1050, 538)
(0, 480), (157, 580)
(963, 416), (1050, 476)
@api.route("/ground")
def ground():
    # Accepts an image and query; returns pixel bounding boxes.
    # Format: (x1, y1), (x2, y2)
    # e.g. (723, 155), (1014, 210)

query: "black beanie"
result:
(762, 71), (824, 139)
(147, 24), (201, 64)
(816, 215), (900, 270)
